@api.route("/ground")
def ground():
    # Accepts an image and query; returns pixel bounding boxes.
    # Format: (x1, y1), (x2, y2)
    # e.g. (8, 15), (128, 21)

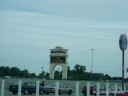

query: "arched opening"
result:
(54, 65), (62, 80)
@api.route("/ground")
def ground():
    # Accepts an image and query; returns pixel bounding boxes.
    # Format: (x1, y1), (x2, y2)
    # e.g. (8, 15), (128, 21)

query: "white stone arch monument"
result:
(49, 46), (68, 79)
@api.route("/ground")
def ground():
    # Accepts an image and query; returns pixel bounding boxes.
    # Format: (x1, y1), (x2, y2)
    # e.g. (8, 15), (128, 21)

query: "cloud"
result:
(0, 0), (128, 76)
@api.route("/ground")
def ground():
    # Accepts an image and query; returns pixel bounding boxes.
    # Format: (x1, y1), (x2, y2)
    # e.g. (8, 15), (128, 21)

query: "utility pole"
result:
(91, 49), (94, 81)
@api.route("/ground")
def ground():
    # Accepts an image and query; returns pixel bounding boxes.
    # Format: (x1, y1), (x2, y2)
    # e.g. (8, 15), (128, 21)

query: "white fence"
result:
(0, 79), (122, 96)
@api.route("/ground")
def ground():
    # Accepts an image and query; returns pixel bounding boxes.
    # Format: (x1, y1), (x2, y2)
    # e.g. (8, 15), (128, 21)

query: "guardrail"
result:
(0, 79), (125, 96)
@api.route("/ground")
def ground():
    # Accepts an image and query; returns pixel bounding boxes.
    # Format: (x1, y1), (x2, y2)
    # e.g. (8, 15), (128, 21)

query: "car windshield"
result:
(11, 81), (26, 85)
(87, 84), (105, 90)
(48, 83), (55, 87)
(90, 84), (97, 88)
(110, 85), (122, 91)
(12, 82), (18, 85)
(47, 83), (67, 88)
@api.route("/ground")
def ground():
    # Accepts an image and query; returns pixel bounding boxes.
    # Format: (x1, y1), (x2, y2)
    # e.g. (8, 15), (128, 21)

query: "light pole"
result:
(91, 49), (94, 81)
(41, 66), (44, 72)
(24, 65), (25, 78)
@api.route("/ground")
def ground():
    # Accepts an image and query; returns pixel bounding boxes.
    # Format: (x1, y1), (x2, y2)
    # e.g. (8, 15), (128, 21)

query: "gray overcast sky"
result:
(0, 0), (128, 77)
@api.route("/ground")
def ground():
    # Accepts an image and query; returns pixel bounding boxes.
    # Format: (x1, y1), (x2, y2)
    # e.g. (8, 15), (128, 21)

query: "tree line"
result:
(0, 65), (127, 81)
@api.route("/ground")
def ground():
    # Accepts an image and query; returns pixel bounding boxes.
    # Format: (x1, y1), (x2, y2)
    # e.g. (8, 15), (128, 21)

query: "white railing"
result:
(75, 81), (79, 96)
(0, 79), (121, 96)
(106, 83), (109, 96)
(55, 81), (59, 96)
(87, 82), (90, 96)
(36, 80), (39, 96)
(1, 79), (4, 96)
(18, 80), (21, 96)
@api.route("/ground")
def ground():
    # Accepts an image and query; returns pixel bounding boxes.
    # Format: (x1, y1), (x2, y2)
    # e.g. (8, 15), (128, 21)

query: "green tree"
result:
(29, 73), (36, 78)
(10, 67), (21, 77)
(45, 72), (49, 79)
(73, 64), (86, 80)
(39, 71), (45, 78)
(22, 69), (29, 77)
(104, 74), (111, 81)
(74, 64), (86, 72)
(67, 66), (71, 80)
(0, 66), (5, 77)
(4, 66), (10, 76)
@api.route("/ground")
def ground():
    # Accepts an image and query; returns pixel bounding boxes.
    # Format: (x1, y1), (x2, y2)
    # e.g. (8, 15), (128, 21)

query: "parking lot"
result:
(1, 78), (125, 96)
(1, 78), (86, 96)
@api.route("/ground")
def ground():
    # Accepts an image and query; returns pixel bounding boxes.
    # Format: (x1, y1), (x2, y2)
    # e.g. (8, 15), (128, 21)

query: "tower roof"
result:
(55, 46), (63, 49)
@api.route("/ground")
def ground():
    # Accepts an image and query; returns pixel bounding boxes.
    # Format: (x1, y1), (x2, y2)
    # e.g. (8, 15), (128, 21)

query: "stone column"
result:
(49, 65), (54, 79)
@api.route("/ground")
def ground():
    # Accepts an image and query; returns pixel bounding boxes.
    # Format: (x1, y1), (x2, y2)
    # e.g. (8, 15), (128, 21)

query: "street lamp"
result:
(24, 65), (25, 78)
(41, 66), (44, 72)
(91, 49), (94, 81)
